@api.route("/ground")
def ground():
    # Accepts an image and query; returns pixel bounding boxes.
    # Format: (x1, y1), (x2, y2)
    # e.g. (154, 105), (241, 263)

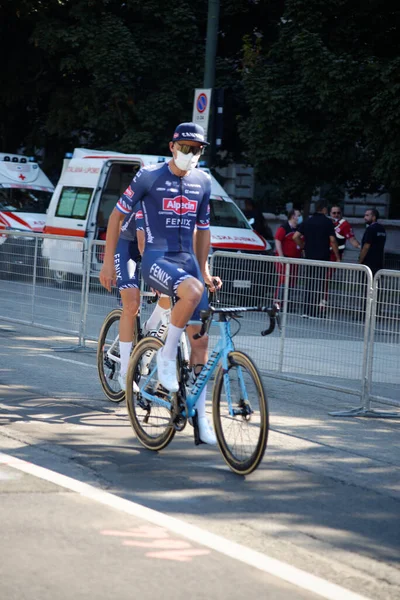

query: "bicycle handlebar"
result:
(193, 303), (280, 339)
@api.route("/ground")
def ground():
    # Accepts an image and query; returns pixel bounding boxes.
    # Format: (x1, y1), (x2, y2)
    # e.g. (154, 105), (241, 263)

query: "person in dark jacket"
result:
(293, 200), (340, 317)
(359, 208), (386, 276)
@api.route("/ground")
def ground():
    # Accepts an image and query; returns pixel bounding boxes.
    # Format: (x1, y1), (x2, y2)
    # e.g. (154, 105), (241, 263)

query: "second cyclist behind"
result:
(99, 203), (170, 392)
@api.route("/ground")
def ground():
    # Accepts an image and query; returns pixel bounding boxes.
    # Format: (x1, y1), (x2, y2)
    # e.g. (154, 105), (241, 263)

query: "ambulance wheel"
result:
(51, 269), (68, 287)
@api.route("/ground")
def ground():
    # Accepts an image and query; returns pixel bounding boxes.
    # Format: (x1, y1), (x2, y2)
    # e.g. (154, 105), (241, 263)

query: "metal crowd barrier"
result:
(79, 240), (157, 345)
(0, 234), (399, 415)
(0, 231), (89, 345)
(210, 251), (376, 408)
(364, 270), (400, 416)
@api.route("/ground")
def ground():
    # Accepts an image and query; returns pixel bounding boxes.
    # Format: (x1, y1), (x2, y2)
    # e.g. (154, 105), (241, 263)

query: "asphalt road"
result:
(1, 320), (399, 600)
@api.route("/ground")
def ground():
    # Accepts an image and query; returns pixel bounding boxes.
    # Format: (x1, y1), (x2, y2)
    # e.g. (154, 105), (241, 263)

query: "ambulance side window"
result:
(97, 163), (141, 227)
(209, 198), (251, 229)
(56, 187), (93, 219)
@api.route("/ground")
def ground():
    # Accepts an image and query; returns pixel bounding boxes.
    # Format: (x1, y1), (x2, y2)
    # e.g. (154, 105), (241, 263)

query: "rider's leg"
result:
(119, 287), (141, 377)
(144, 295), (170, 332)
(186, 324), (209, 419)
(162, 277), (203, 360)
(114, 238), (141, 391)
(186, 325), (216, 445)
(141, 252), (204, 391)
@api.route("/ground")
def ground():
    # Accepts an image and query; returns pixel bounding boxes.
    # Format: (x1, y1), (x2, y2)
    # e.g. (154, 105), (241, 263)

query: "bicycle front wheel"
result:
(213, 351), (269, 475)
(126, 337), (176, 451)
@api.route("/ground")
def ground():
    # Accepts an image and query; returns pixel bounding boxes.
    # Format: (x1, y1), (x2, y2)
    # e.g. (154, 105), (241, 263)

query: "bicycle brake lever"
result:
(193, 325), (206, 340)
(261, 318), (276, 336)
(260, 305), (279, 336)
(193, 309), (213, 339)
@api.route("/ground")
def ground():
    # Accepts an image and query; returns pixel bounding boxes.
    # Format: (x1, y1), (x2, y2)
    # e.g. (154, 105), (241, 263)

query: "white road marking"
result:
(0, 451), (371, 600)
(38, 354), (97, 368)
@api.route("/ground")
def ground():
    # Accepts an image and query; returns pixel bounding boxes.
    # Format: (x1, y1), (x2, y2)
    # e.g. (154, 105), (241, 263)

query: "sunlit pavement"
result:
(0, 321), (399, 600)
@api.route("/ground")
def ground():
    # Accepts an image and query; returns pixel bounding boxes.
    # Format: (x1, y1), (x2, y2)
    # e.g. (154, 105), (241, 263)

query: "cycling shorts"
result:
(114, 238), (141, 291)
(141, 250), (208, 322)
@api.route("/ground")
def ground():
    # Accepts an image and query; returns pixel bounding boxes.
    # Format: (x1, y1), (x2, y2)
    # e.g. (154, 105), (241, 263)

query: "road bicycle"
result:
(125, 303), (280, 475)
(97, 294), (163, 402)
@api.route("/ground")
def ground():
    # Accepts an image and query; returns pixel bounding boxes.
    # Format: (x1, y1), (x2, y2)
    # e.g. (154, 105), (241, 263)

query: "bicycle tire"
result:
(97, 308), (138, 403)
(126, 336), (176, 451)
(212, 351), (269, 475)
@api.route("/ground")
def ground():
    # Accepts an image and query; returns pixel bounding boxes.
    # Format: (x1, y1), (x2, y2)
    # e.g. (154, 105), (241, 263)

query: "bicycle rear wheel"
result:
(97, 308), (138, 403)
(126, 337), (176, 451)
(213, 351), (269, 475)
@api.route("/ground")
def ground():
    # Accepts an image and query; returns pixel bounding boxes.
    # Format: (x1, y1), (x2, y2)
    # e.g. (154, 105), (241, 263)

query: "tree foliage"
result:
(0, 0), (278, 172)
(240, 0), (400, 207)
(1, 0), (400, 209)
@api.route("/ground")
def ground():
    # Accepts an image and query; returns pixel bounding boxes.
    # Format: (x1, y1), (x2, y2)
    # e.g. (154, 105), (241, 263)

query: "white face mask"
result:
(174, 150), (200, 172)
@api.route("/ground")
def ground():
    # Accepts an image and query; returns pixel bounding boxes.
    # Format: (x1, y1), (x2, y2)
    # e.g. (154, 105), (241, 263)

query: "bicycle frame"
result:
(106, 335), (121, 365)
(104, 309), (166, 368)
(139, 317), (247, 420)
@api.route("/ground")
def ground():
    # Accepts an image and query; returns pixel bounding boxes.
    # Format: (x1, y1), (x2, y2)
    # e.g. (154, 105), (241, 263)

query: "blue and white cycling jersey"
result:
(115, 162), (211, 253)
(119, 206), (144, 242)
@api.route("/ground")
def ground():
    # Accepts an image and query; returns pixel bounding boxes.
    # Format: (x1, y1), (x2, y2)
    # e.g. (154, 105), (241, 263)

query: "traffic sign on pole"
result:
(192, 88), (212, 141)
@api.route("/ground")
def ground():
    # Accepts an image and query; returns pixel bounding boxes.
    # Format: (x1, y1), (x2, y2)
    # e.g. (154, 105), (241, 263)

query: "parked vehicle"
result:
(0, 153), (54, 274)
(41, 148), (271, 287)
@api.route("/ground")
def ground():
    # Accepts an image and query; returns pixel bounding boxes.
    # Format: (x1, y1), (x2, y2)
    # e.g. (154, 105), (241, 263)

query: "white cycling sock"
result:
(196, 386), (207, 418)
(162, 324), (184, 360)
(119, 341), (132, 376)
(146, 303), (170, 331)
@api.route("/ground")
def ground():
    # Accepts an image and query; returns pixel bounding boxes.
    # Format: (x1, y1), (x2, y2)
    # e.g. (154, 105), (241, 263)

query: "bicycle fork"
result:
(222, 354), (252, 419)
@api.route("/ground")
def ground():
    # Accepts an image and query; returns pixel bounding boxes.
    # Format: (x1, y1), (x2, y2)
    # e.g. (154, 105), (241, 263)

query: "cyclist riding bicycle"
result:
(101, 122), (222, 445)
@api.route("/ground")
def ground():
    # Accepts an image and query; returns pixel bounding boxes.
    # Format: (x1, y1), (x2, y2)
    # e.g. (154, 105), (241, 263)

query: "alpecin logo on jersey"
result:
(162, 196), (198, 215)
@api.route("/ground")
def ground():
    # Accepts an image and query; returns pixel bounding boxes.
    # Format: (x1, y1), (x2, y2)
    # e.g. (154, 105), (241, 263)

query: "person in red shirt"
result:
(274, 209), (303, 304)
(329, 205), (360, 261)
(321, 204), (361, 308)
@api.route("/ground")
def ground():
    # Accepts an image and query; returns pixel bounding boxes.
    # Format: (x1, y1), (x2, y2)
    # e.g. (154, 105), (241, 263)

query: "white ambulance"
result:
(0, 153), (54, 272)
(42, 148), (270, 285)
(0, 152), (54, 237)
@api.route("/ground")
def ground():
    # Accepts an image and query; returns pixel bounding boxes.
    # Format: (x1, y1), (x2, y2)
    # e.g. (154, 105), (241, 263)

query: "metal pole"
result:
(204, 0), (219, 89)
(31, 236), (39, 324)
(278, 262), (290, 372)
(78, 239), (90, 348)
(203, 0), (220, 166)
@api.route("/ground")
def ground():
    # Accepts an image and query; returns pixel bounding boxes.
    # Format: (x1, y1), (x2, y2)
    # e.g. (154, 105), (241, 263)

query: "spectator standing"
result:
(293, 200), (340, 317)
(329, 204), (360, 260)
(359, 208), (386, 276)
(320, 205), (361, 308)
(274, 209), (302, 305)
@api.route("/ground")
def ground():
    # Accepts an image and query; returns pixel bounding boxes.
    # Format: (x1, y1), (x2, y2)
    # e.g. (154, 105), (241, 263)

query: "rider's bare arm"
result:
(194, 228), (210, 277)
(137, 229), (145, 256)
(99, 208), (125, 292)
